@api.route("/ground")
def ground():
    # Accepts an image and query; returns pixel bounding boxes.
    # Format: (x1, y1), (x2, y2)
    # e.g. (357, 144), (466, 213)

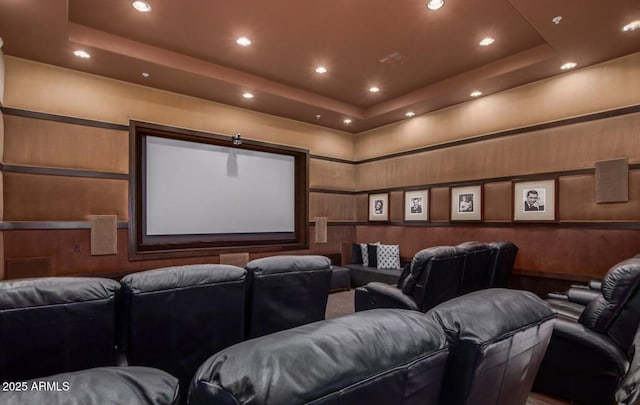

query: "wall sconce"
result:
(232, 133), (242, 145)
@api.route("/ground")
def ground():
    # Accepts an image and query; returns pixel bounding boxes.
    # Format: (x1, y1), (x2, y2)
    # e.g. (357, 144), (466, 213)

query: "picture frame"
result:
(369, 193), (389, 221)
(404, 189), (429, 221)
(513, 178), (558, 222)
(450, 185), (483, 221)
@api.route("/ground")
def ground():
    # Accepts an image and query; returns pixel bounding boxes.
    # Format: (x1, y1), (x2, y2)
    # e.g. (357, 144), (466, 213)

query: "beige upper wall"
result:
(3, 56), (355, 161)
(356, 52), (640, 161)
(0, 47), (4, 106)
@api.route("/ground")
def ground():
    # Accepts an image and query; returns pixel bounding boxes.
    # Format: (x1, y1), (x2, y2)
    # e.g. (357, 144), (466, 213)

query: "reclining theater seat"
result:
(456, 241), (495, 294)
(0, 277), (178, 405)
(487, 241), (518, 288)
(426, 288), (556, 405)
(533, 258), (640, 405)
(119, 264), (247, 399)
(354, 246), (466, 313)
(245, 255), (332, 338)
(188, 309), (449, 405)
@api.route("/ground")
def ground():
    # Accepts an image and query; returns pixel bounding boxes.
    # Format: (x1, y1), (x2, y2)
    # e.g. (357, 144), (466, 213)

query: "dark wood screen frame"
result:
(129, 121), (309, 260)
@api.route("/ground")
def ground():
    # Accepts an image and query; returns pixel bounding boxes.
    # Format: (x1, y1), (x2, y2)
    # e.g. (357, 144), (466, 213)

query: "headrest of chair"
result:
(580, 259), (640, 335)
(245, 255), (331, 275)
(426, 288), (555, 344)
(600, 259), (640, 302)
(400, 246), (463, 291)
(120, 264), (246, 293)
(456, 241), (493, 253)
(0, 277), (120, 310)
(189, 309), (447, 404)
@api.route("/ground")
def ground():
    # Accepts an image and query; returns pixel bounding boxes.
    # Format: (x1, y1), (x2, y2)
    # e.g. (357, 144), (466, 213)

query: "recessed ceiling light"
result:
(405, 112), (416, 117)
(315, 66), (328, 74)
(479, 37), (495, 46)
(236, 37), (252, 47)
(622, 20), (640, 32)
(560, 62), (577, 70)
(315, 114), (321, 119)
(131, 1), (152, 12)
(73, 50), (91, 59)
(552, 16), (563, 25)
(426, 0), (444, 10)
(369, 86), (380, 93)
(142, 72), (150, 78)
(242, 92), (254, 99)
(470, 90), (483, 97)
(343, 119), (352, 125)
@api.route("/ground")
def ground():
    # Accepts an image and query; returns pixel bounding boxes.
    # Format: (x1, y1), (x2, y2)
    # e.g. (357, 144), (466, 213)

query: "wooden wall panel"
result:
(357, 112), (640, 191)
(5, 57), (355, 161)
(3, 173), (127, 221)
(355, 194), (368, 222)
(3, 115), (128, 173)
(2, 225), (355, 278)
(430, 187), (450, 222)
(389, 191), (403, 222)
(355, 225), (640, 281)
(356, 52), (640, 160)
(309, 158), (355, 191)
(484, 181), (512, 222)
(309, 192), (357, 221)
(559, 171), (640, 221)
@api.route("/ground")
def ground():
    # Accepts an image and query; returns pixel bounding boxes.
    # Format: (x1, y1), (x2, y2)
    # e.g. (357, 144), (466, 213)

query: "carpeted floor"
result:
(325, 289), (355, 319)
(324, 289), (570, 405)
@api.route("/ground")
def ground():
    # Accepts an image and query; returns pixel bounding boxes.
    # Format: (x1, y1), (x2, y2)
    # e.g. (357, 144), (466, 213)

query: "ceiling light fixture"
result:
(552, 16), (563, 25)
(479, 37), (495, 46)
(405, 112), (416, 117)
(470, 90), (482, 97)
(131, 1), (152, 12)
(236, 37), (252, 47)
(242, 92), (254, 99)
(560, 62), (577, 70)
(315, 66), (328, 74)
(369, 86), (380, 93)
(142, 72), (150, 78)
(622, 20), (640, 32)
(73, 50), (91, 59)
(343, 119), (352, 125)
(426, 0), (444, 10)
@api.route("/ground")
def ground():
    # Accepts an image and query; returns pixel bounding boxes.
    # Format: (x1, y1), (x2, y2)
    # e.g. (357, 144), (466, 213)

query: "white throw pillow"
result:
(377, 244), (401, 269)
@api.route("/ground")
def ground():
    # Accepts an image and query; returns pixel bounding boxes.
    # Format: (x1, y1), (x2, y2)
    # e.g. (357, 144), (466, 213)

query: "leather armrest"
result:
(547, 292), (568, 300)
(552, 319), (629, 375)
(567, 287), (601, 305)
(354, 282), (419, 312)
(589, 280), (602, 291)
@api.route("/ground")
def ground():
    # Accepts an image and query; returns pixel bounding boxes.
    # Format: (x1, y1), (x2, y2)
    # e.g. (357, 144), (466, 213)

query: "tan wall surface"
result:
(357, 111), (640, 191)
(4, 57), (355, 161)
(3, 115), (128, 173)
(356, 52), (640, 161)
(309, 159), (356, 191)
(3, 173), (127, 221)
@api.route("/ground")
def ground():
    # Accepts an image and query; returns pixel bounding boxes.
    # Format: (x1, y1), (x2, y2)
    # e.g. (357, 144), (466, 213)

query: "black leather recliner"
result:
(456, 241), (495, 293)
(119, 264), (247, 399)
(533, 258), (640, 405)
(426, 288), (556, 405)
(244, 255), (332, 338)
(354, 246), (466, 312)
(188, 309), (450, 405)
(487, 241), (518, 287)
(0, 277), (179, 405)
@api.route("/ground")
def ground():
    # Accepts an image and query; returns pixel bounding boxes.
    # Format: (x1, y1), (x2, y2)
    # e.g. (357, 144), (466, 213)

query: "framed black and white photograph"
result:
(450, 185), (482, 221)
(404, 190), (429, 221)
(369, 193), (389, 221)
(513, 179), (557, 222)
